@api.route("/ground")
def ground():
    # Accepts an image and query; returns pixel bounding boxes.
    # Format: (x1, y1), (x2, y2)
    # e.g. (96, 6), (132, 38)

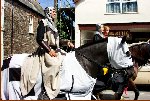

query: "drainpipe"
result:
(11, 0), (14, 54)
(1, 0), (4, 66)
(54, 0), (58, 23)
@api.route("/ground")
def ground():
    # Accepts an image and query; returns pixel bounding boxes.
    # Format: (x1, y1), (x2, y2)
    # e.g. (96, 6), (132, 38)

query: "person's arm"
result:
(93, 34), (103, 42)
(93, 34), (99, 42)
(36, 20), (51, 52)
(59, 39), (74, 48)
(36, 20), (56, 57)
(59, 39), (75, 52)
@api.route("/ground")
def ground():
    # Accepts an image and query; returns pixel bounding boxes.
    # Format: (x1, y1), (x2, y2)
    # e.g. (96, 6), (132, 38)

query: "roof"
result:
(17, 0), (45, 17)
(73, 0), (80, 3)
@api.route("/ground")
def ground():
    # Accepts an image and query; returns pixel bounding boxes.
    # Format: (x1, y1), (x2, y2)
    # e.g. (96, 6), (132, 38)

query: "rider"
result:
(36, 6), (74, 99)
(21, 6), (74, 100)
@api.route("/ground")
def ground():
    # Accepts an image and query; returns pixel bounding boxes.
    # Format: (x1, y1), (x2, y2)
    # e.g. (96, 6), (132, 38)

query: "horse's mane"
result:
(76, 38), (108, 50)
(129, 42), (150, 66)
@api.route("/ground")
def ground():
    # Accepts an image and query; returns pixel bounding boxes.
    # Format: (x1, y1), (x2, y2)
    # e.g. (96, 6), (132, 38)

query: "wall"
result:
(75, 0), (150, 47)
(1, 0), (4, 65)
(76, 0), (150, 24)
(4, 0), (42, 58)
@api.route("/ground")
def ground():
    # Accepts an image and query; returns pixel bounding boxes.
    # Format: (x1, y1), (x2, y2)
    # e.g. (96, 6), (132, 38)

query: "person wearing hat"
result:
(93, 23), (105, 42)
(37, 6), (75, 99)
(92, 24), (110, 99)
(20, 6), (74, 100)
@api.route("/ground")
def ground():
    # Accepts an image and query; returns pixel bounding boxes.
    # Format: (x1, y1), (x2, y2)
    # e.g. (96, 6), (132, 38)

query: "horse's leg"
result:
(114, 77), (128, 100)
(114, 93), (123, 100)
(132, 63), (140, 100)
(128, 79), (139, 100)
(114, 85), (124, 100)
(93, 85), (105, 99)
(92, 80), (107, 100)
(128, 66), (139, 100)
(93, 72), (110, 100)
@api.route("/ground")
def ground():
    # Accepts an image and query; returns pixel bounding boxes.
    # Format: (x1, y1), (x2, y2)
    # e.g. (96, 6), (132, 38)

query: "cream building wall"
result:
(75, 0), (150, 47)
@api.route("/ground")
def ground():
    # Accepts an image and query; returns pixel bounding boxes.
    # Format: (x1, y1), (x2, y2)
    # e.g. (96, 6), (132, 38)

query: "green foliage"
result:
(56, 7), (75, 41)
(57, 16), (69, 39)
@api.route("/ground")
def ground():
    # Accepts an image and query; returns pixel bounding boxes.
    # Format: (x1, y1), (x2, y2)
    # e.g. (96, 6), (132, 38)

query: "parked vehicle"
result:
(134, 64), (150, 84)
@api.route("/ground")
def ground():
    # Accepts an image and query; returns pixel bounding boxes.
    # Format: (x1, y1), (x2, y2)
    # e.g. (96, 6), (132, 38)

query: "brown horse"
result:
(128, 42), (150, 100)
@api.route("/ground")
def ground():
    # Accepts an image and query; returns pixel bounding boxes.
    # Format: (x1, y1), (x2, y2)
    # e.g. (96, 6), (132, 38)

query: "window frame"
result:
(106, 0), (138, 14)
(28, 15), (34, 34)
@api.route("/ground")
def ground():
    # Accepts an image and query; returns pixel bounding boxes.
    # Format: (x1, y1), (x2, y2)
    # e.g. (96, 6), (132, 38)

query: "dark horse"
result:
(128, 42), (150, 100)
(93, 41), (150, 100)
(1, 37), (134, 100)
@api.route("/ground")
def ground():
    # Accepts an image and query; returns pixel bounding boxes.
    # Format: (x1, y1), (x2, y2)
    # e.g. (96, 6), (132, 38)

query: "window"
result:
(106, 0), (138, 14)
(81, 31), (95, 45)
(29, 15), (33, 33)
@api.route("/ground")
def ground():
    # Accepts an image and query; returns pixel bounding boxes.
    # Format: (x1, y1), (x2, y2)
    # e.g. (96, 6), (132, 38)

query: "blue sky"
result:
(38, 0), (54, 9)
(38, 0), (75, 9)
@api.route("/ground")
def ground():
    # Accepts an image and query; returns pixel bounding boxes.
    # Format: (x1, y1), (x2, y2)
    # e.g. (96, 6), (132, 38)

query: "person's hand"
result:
(67, 41), (74, 48)
(49, 49), (57, 57)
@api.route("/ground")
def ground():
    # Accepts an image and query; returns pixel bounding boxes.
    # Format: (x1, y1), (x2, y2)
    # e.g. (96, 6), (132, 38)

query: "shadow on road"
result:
(100, 94), (115, 100)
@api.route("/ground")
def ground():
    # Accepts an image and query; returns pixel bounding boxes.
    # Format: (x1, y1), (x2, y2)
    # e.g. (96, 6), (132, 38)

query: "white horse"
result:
(1, 37), (133, 100)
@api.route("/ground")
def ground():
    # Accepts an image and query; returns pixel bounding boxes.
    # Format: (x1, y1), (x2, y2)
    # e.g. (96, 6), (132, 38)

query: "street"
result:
(101, 89), (150, 100)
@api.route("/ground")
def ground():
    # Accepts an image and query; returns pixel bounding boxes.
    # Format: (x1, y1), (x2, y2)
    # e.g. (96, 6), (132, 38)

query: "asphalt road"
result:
(99, 85), (150, 100)
(101, 90), (150, 100)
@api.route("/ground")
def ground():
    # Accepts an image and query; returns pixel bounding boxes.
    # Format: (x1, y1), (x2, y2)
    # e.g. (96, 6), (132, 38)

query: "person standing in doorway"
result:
(92, 25), (110, 100)
(93, 23), (104, 42)
(103, 26), (110, 38)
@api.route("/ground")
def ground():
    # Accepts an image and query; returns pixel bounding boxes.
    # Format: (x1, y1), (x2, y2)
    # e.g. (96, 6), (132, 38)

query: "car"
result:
(134, 64), (150, 84)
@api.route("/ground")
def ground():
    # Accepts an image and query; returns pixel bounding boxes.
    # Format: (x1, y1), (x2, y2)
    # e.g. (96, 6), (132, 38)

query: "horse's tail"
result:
(1, 57), (12, 71)
(1, 57), (12, 100)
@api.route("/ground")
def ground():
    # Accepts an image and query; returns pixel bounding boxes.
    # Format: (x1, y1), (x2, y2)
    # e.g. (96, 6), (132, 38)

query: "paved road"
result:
(101, 90), (150, 100)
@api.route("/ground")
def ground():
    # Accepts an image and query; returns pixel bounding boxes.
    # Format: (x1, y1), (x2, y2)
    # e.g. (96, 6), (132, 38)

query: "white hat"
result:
(96, 23), (103, 31)
(44, 6), (55, 15)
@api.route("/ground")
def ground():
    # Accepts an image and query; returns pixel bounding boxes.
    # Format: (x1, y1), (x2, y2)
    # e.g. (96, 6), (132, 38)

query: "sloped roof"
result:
(17, 0), (45, 17)
(73, 0), (80, 3)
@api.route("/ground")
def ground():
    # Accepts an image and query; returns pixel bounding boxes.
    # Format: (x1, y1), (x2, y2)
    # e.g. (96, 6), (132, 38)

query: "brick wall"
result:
(4, 0), (43, 58)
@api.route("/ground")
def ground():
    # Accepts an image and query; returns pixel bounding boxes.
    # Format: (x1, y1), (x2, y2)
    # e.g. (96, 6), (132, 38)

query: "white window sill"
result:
(104, 13), (121, 15)
(122, 12), (138, 14)
(104, 12), (138, 15)
(28, 32), (34, 35)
